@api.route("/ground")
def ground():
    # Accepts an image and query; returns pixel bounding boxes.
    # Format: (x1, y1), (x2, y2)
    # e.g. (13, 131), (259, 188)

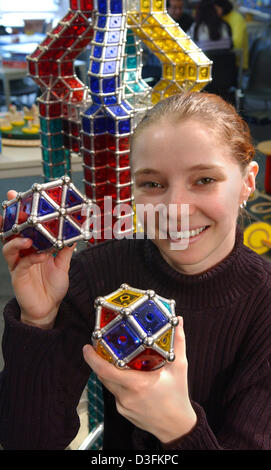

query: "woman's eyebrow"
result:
(134, 164), (225, 176)
(134, 168), (161, 176)
(188, 163), (225, 171)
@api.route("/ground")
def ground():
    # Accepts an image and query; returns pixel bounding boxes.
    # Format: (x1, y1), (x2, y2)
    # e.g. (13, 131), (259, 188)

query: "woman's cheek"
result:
(205, 190), (240, 222)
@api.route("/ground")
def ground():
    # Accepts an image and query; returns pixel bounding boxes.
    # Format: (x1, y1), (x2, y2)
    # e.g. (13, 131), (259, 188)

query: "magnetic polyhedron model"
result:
(0, 176), (92, 252)
(92, 284), (179, 371)
(27, 0), (212, 245)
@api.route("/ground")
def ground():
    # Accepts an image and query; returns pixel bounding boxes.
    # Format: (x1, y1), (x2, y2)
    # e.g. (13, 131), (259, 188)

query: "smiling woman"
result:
(1, 92), (271, 451)
(132, 91), (255, 171)
(132, 92), (258, 275)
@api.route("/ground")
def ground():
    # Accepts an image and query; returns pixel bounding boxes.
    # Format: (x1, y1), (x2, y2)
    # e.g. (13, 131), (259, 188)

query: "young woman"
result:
(213, 0), (249, 69)
(188, 0), (232, 52)
(1, 92), (271, 450)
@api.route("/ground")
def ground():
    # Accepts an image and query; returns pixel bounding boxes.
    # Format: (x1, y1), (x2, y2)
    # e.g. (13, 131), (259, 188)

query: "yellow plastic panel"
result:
(96, 342), (114, 364)
(156, 330), (172, 352)
(153, 0), (164, 11)
(128, 0), (212, 101)
(140, 0), (151, 11)
(107, 290), (143, 307)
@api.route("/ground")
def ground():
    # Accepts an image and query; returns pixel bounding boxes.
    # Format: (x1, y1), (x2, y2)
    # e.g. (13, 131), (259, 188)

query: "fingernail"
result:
(83, 344), (90, 355)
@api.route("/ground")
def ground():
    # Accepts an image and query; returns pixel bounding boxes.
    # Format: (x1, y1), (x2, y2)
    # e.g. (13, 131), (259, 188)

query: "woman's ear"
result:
(240, 161), (259, 203)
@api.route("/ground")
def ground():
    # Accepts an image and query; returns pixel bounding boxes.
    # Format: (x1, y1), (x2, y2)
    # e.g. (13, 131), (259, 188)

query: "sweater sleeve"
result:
(162, 306), (271, 450)
(0, 254), (93, 450)
(162, 360), (271, 450)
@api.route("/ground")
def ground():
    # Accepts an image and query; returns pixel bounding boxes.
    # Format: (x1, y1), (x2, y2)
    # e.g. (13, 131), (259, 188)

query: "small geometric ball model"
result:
(0, 176), (92, 253)
(92, 284), (179, 371)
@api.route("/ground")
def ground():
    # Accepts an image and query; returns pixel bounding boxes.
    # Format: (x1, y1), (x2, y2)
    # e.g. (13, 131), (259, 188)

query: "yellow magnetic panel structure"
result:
(156, 329), (172, 352)
(96, 342), (115, 364)
(106, 289), (144, 307)
(127, 0), (212, 103)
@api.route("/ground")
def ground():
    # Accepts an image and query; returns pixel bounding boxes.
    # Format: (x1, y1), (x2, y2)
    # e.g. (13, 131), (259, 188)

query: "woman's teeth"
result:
(170, 226), (207, 239)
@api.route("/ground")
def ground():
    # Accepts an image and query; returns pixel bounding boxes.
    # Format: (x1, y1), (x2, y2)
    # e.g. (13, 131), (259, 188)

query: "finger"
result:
(83, 344), (136, 386)
(14, 250), (49, 274)
(97, 376), (124, 399)
(0, 191), (17, 228)
(3, 236), (50, 273)
(53, 243), (77, 272)
(83, 344), (118, 378)
(2, 237), (33, 271)
(7, 190), (17, 201)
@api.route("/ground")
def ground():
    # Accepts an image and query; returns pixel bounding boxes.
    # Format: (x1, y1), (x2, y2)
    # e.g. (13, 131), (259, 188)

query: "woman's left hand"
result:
(83, 318), (197, 444)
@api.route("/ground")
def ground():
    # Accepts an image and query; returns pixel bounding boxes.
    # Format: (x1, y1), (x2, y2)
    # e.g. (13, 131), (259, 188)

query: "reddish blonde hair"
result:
(132, 92), (255, 172)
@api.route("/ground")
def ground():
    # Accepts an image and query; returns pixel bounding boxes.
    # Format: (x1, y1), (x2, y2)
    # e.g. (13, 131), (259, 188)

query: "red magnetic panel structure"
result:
(80, 0), (151, 244)
(27, 0), (151, 245)
(0, 176), (92, 253)
(27, 0), (94, 180)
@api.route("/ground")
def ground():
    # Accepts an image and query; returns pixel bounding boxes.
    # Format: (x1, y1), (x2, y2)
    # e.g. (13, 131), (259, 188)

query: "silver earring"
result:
(240, 200), (247, 209)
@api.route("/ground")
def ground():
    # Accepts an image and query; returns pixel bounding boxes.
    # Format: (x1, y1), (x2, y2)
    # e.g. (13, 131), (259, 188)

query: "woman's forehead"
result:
(131, 119), (237, 173)
(132, 119), (224, 156)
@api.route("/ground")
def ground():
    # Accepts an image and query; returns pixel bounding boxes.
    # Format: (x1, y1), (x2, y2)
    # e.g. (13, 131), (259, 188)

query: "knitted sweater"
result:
(1, 227), (271, 450)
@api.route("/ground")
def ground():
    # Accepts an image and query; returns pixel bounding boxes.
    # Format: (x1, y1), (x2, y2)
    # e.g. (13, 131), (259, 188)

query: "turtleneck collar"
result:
(143, 225), (264, 309)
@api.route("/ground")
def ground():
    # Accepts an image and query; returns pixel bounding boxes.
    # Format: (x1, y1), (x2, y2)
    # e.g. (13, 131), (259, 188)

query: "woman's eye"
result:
(140, 181), (163, 189)
(196, 177), (215, 185)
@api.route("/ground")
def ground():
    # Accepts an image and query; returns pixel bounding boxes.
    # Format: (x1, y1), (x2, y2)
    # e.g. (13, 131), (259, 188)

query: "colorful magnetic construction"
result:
(92, 284), (179, 370)
(127, 0), (212, 104)
(27, 0), (93, 180)
(123, 28), (151, 116)
(0, 176), (92, 252)
(27, 0), (212, 242)
(81, 0), (148, 242)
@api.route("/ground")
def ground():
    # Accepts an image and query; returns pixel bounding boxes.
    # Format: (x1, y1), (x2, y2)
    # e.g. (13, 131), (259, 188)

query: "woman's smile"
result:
(133, 118), (257, 275)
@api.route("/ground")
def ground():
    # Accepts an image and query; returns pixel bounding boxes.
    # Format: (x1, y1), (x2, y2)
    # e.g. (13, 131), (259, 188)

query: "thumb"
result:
(173, 317), (187, 364)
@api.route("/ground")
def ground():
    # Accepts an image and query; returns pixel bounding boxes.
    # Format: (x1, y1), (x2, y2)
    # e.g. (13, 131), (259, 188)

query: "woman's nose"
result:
(166, 187), (197, 216)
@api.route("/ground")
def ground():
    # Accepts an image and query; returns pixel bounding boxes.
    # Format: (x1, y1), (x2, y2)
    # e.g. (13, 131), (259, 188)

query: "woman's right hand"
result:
(1, 190), (76, 329)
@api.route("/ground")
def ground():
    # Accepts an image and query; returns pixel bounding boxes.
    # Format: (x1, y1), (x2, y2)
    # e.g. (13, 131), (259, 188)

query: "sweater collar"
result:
(143, 225), (264, 308)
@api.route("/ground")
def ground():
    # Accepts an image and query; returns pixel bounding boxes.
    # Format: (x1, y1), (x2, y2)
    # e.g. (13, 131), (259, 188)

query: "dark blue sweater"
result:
(1, 227), (271, 450)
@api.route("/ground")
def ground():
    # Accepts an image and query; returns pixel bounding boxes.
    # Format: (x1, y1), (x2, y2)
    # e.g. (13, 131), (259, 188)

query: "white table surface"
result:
(0, 144), (83, 179)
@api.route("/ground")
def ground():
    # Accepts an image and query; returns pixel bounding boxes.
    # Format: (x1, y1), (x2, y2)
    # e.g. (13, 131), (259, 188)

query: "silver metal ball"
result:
(120, 283), (130, 290)
(146, 289), (155, 299)
(56, 240), (64, 250)
(94, 297), (104, 307)
(116, 360), (126, 369)
(144, 336), (154, 347)
(27, 216), (37, 226)
(171, 317), (179, 326)
(61, 175), (71, 184)
(120, 307), (132, 317)
(59, 208), (67, 216)
(167, 352), (175, 362)
(92, 330), (102, 340)
(32, 183), (42, 192)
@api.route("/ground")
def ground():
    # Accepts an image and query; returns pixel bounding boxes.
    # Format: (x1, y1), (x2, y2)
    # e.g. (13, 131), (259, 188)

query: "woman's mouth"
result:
(168, 225), (210, 243)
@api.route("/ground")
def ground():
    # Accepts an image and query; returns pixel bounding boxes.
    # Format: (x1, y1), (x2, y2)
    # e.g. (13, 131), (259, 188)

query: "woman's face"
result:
(132, 118), (258, 275)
